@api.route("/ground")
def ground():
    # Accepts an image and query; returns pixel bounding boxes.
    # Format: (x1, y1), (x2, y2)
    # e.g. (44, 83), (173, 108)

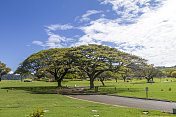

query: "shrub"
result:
(29, 107), (45, 117)
(171, 71), (176, 78)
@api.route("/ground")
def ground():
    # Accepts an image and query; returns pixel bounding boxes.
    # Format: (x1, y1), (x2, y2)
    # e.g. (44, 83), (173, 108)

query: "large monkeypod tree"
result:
(72, 44), (145, 89)
(0, 61), (11, 82)
(15, 48), (73, 87)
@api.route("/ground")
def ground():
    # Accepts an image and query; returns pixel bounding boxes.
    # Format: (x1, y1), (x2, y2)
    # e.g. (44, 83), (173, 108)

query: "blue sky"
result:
(1, 0), (176, 72)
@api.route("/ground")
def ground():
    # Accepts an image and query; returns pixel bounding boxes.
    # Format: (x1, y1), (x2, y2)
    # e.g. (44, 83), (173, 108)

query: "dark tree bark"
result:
(90, 78), (94, 89)
(57, 79), (62, 87)
(48, 68), (70, 87)
(100, 79), (105, 86)
(88, 70), (105, 89)
(57, 68), (69, 87)
(123, 76), (126, 82)
(115, 78), (117, 82)
(145, 77), (153, 83)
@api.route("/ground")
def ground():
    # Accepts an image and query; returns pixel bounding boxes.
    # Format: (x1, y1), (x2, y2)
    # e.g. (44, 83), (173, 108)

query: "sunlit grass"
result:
(0, 80), (175, 116)
(82, 78), (176, 101)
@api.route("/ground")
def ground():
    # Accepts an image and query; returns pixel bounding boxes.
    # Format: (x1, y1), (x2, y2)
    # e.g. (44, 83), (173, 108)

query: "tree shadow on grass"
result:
(83, 85), (143, 95)
(130, 82), (147, 84)
(1, 86), (92, 95)
(1, 86), (60, 94)
(1, 85), (143, 95)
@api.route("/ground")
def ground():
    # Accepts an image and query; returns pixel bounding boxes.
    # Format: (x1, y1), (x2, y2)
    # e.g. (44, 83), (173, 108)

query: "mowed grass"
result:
(83, 78), (176, 101)
(0, 80), (175, 117)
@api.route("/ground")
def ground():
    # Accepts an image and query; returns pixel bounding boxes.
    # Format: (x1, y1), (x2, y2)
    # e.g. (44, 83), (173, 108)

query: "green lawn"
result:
(82, 78), (176, 102)
(0, 80), (175, 117)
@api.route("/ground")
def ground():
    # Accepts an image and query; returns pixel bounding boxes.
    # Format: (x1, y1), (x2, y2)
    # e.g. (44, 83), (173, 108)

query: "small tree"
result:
(135, 65), (162, 83)
(14, 64), (31, 81)
(98, 71), (113, 86)
(119, 67), (132, 82)
(0, 61), (11, 82)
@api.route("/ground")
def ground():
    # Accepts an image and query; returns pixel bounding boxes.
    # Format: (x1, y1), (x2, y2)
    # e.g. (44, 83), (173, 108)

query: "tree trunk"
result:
(21, 75), (23, 82)
(54, 72), (61, 87)
(123, 77), (126, 82)
(0, 76), (1, 82)
(115, 78), (117, 82)
(147, 79), (150, 82)
(100, 80), (105, 86)
(145, 77), (150, 83)
(57, 79), (62, 87)
(90, 78), (94, 89)
(54, 71), (58, 81)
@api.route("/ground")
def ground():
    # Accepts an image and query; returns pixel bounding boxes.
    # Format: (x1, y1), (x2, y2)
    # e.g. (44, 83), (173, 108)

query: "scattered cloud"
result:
(46, 24), (74, 31)
(100, 0), (164, 23)
(33, 29), (74, 48)
(32, 41), (44, 46)
(46, 31), (74, 48)
(33, 0), (176, 66)
(80, 10), (102, 22)
(75, 0), (176, 66)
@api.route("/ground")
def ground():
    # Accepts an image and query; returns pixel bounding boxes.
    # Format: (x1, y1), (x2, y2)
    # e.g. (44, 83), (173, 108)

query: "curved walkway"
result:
(67, 95), (176, 113)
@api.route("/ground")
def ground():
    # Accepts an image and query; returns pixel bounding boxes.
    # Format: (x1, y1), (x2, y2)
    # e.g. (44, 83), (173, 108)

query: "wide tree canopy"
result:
(16, 48), (73, 87)
(70, 44), (147, 88)
(16, 44), (148, 88)
(0, 61), (11, 82)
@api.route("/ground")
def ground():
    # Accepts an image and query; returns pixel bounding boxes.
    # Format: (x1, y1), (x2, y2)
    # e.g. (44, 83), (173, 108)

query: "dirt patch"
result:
(56, 86), (95, 95)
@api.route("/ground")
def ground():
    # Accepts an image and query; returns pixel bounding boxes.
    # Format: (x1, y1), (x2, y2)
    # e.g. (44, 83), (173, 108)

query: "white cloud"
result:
(72, 35), (102, 47)
(75, 0), (176, 66)
(33, 30), (74, 48)
(46, 24), (73, 31)
(32, 41), (44, 46)
(101, 0), (164, 23)
(80, 10), (102, 22)
(34, 0), (176, 67)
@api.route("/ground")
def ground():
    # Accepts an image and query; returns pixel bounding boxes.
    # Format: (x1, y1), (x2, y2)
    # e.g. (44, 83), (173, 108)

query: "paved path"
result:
(67, 95), (176, 113)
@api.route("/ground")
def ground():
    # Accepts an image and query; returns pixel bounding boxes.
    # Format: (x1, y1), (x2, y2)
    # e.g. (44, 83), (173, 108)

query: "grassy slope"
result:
(0, 80), (174, 117)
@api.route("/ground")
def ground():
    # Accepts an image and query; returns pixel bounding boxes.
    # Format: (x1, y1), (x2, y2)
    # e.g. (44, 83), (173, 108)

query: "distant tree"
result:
(76, 70), (87, 79)
(134, 65), (162, 83)
(113, 73), (121, 82)
(34, 69), (47, 79)
(14, 64), (31, 81)
(98, 71), (113, 86)
(119, 67), (133, 82)
(0, 61), (11, 82)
